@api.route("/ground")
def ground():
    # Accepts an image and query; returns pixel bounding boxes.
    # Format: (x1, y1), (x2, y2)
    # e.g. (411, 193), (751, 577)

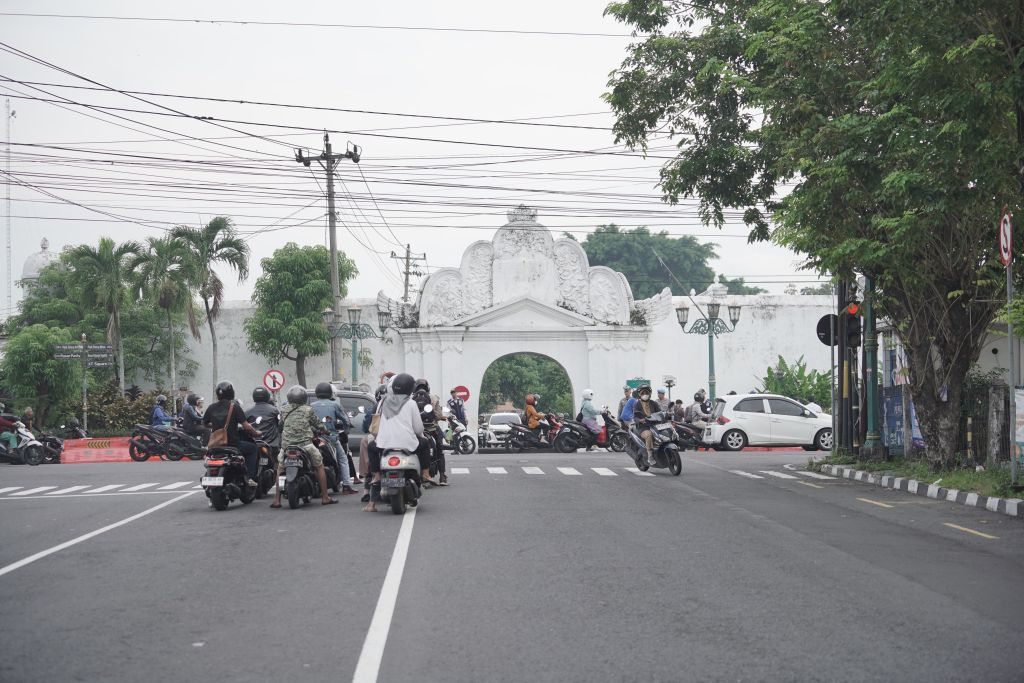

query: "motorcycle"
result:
(673, 421), (705, 451)
(379, 447), (423, 515)
(128, 424), (171, 462)
(248, 415), (279, 499)
(506, 413), (561, 452)
(0, 421), (46, 466)
(624, 412), (683, 476)
(38, 433), (64, 464)
(202, 444), (261, 511)
(58, 423), (88, 439)
(164, 420), (206, 461)
(554, 410), (622, 453)
(278, 441), (331, 510)
(443, 412), (476, 455)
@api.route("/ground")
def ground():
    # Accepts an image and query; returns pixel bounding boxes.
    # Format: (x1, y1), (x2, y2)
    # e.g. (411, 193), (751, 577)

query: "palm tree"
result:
(65, 237), (143, 393)
(129, 236), (200, 412)
(173, 217), (249, 392)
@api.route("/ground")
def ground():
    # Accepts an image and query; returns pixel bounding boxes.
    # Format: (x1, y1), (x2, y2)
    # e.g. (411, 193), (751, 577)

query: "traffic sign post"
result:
(816, 314), (838, 347)
(264, 369), (286, 393)
(452, 385), (471, 402)
(1002, 210), (1018, 486)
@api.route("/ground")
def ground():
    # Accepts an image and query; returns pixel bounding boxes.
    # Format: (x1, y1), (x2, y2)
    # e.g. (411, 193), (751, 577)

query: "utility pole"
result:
(390, 244), (426, 303)
(4, 99), (13, 319)
(296, 133), (361, 382)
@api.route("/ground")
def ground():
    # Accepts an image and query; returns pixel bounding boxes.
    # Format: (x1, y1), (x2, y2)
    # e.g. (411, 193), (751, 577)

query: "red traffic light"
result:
(846, 302), (860, 315)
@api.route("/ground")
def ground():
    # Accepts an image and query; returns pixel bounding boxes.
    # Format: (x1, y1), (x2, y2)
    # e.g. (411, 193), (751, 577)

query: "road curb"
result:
(820, 464), (1023, 520)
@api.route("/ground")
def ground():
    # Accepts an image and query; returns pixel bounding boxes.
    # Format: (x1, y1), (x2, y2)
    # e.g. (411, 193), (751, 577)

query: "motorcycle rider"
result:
(580, 389), (601, 435)
(202, 381), (262, 487)
(632, 384), (660, 466)
(151, 395), (172, 429)
(686, 392), (711, 428)
(365, 373), (436, 512)
(414, 379), (448, 486)
(248, 387), (281, 447)
(447, 388), (468, 425)
(525, 394), (544, 442)
(180, 393), (210, 445)
(0, 403), (18, 452)
(311, 382), (358, 495)
(271, 385), (338, 508)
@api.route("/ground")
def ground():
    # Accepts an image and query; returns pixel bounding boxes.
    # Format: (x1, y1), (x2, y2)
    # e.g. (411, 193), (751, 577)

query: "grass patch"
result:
(812, 454), (1018, 498)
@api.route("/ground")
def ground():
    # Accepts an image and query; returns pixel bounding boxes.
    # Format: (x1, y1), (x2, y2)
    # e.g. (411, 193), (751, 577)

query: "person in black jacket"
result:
(181, 393), (211, 445)
(247, 387), (281, 447)
(202, 381), (262, 485)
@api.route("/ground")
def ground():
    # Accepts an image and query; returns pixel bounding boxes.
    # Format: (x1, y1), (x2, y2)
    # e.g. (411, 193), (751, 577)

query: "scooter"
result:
(278, 434), (337, 509)
(249, 415), (279, 499)
(379, 448), (423, 515)
(554, 410), (622, 453)
(625, 412), (682, 476)
(673, 421), (705, 451)
(202, 445), (260, 511)
(0, 421), (45, 466)
(128, 424), (170, 462)
(164, 421), (206, 461)
(506, 413), (561, 452)
(443, 413), (476, 454)
(38, 433), (64, 464)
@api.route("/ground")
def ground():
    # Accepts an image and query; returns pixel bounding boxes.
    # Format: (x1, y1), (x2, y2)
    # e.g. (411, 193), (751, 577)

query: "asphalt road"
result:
(0, 450), (1021, 682)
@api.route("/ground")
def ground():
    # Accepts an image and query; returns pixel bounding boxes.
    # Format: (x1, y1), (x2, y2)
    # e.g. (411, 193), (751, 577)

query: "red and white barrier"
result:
(61, 437), (136, 464)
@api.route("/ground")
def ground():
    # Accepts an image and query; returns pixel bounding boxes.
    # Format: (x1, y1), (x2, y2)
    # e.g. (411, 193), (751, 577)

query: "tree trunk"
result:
(296, 353), (306, 387)
(113, 309), (126, 395)
(167, 308), (177, 414)
(204, 297), (217, 394)
(903, 336), (971, 470)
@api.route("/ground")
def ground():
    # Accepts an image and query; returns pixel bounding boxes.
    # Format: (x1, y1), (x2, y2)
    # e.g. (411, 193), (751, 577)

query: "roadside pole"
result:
(837, 281), (848, 451)
(80, 333), (88, 432)
(1001, 210), (1016, 485)
(831, 284), (836, 457)
(863, 276), (880, 458)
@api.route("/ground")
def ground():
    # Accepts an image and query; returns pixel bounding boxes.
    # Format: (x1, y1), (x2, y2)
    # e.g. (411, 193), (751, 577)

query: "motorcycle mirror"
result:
(60, 424), (66, 429)
(358, 406), (366, 414)
(423, 404), (434, 413)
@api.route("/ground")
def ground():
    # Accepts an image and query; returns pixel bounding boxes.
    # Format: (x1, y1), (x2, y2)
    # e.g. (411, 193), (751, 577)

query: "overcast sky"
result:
(1, 0), (823, 316)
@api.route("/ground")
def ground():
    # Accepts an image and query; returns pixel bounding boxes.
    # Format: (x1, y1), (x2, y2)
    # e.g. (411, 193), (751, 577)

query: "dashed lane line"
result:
(121, 483), (159, 492)
(450, 467), (470, 474)
(485, 467), (507, 474)
(759, 471), (798, 480)
(943, 522), (999, 540)
(557, 467), (582, 476)
(624, 467), (655, 477)
(10, 486), (57, 496)
(158, 481), (192, 490)
(796, 471), (836, 480)
(729, 470), (764, 479)
(45, 486), (90, 495)
(591, 467), (617, 476)
(522, 466), (544, 474)
(857, 497), (894, 509)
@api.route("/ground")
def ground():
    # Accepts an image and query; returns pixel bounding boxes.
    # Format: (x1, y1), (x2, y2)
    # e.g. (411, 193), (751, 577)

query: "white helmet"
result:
(582, 389), (594, 400)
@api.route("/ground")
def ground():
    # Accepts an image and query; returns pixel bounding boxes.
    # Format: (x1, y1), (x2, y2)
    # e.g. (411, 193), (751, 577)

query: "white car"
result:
(484, 412), (522, 448)
(702, 394), (832, 451)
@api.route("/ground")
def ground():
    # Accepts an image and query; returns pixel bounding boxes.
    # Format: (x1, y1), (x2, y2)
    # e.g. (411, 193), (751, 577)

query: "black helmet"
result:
(637, 384), (652, 398)
(374, 384), (388, 402)
(215, 381), (234, 401)
(414, 378), (430, 394)
(68, 417), (80, 428)
(315, 382), (334, 399)
(392, 373), (416, 396)
(252, 387), (270, 403)
(186, 393), (199, 406)
(694, 392), (702, 402)
(155, 394), (167, 405)
(286, 385), (307, 405)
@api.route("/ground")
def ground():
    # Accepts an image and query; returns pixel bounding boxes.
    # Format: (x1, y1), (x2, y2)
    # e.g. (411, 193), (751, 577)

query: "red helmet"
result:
(525, 394), (536, 406)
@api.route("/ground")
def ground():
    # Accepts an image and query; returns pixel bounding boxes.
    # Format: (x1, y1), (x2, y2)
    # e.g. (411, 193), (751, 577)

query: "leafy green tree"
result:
(605, 1), (1022, 467)
(244, 243), (357, 386)
(757, 356), (832, 413)
(719, 275), (765, 295)
(1, 324), (82, 426)
(174, 217), (249, 393)
(479, 354), (572, 415)
(129, 236), (200, 412)
(800, 283), (834, 296)
(65, 237), (143, 394)
(580, 224), (716, 298)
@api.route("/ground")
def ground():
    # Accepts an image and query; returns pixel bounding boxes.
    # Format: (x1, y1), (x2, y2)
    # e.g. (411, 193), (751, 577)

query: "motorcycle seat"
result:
(207, 446), (241, 456)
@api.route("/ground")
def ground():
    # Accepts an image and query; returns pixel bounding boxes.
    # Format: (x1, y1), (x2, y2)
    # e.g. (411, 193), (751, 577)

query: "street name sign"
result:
(54, 343), (84, 352)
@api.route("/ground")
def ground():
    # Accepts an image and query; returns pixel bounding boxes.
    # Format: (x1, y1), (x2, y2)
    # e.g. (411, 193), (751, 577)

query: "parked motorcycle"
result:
(164, 424), (206, 461)
(553, 410), (622, 453)
(58, 422), (88, 439)
(506, 413), (561, 452)
(443, 413), (476, 454)
(0, 421), (46, 466)
(202, 445), (259, 511)
(624, 412), (682, 476)
(673, 421), (705, 451)
(128, 424), (170, 462)
(379, 448), (423, 515)
(38, 433), (64, 464)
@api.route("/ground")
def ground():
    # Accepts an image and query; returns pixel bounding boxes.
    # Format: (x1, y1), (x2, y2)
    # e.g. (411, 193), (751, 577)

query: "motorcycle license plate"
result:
(383, 476), (405, 488)
(285, 458), (301, 467)
(656, 422), (673, 431)
(201, 476), (224, 487)
(258, 457), (269, 465)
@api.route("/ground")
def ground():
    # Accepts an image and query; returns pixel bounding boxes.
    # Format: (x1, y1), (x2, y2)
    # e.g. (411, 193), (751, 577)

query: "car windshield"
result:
(489, 414), (521, 426)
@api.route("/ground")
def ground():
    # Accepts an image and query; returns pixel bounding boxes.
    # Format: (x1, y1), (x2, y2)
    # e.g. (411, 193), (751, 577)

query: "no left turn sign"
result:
(1000, 211), (1013, 267)
(263, 369), (286, 392)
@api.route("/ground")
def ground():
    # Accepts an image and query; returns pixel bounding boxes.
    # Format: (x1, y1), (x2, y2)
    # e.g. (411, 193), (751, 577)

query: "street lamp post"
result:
(675, 301), (741, 403)
(322, 306), (379, 385)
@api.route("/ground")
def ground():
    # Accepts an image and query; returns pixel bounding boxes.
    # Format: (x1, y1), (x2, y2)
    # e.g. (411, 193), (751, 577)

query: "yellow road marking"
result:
(943, 523), (999, 540)
(797, 481), (825, 489)
(857, 497), (894, 509)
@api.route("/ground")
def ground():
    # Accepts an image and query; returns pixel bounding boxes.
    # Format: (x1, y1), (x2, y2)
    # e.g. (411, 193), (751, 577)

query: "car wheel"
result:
(814, 428), (833, 451)
(721, 429), (747, 451)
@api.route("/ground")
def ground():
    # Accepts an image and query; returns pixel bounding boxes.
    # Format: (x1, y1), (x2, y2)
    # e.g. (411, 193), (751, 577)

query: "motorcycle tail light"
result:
(388, 456), (401, 467)
(717, 416), (730, 425)
(206, 459), (226, 466)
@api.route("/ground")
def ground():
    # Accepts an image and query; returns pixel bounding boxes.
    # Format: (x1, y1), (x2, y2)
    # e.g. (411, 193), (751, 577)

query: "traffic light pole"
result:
(837, 281), (849, 451)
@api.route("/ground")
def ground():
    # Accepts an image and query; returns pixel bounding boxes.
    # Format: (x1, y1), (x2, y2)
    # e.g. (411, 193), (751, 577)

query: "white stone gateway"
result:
(378, 205), (675, 436)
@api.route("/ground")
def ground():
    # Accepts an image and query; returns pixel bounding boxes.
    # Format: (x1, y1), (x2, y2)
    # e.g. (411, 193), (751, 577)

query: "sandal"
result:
(321, 498), (339, 506)
(269, 502), (281, 509)
(362, 504), (377, 512)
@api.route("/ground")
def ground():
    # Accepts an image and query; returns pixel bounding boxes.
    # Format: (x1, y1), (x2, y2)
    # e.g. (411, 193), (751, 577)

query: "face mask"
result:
(640, 393), (651, 400)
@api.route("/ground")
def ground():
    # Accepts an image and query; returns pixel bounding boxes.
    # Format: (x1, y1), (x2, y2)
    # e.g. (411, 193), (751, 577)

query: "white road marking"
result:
(45, 486), (90, 495)
(0, 486), (23, 495)
(486, 467), (507, 474)
(450, 467), (470, 474)
(192, 485), (203, 489)
(796, 471), (836, 480)
(158, 481), (192, 490)
(729, 470), (764, 479)
(0, 491), (197, 579)
(352, 508), (417, 683)
(10, 486), (57, 496)
(522, 466), (544, 474)
(624, 467), (655, 477)
(783, 463), (798, 470)
(943, 522), (998, 540)
(591, 467), (617, 476)
(557, 467), (581, 476)
(121, 483), (159, 492)
(760, 471), (798, 480)
(82, 485), (124, 494)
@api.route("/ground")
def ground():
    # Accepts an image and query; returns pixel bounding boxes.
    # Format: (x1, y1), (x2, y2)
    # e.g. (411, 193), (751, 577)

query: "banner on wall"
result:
(1014, 389), (1024, 463)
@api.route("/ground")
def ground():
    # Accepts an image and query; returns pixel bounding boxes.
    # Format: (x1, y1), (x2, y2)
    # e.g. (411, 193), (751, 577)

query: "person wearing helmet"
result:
(151, 394), (172, 429)
(524, 393), (544, 441)
(248, 387), (281, 447)
(181, 393), (210, 445)
(311, 382), (357, 495)
(202, 381), (263, 486)
(580, 389), (601, 439)
(656, 387), (671, 412)
(685, 392), (710, 428)
(365, 373), (435, 512)
(413, 379), (448, 485)
(271, 385), (337, 507)
(632, 385), (659, 465)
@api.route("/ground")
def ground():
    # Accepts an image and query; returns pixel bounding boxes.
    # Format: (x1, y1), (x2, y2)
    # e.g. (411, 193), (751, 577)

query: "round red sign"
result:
(452, 385), (470, 401)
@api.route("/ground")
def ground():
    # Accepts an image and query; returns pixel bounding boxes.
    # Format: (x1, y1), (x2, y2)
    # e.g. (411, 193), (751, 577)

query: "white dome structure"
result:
(22, 238), (59, 281)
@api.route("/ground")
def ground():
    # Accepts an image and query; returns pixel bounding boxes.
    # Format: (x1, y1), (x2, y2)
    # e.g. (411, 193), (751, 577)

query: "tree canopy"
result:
(605, 0), (1024, 467)
(479, 353), (573, 416)
(244, 243), (357, 386)
(1, 324), (83, 426)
